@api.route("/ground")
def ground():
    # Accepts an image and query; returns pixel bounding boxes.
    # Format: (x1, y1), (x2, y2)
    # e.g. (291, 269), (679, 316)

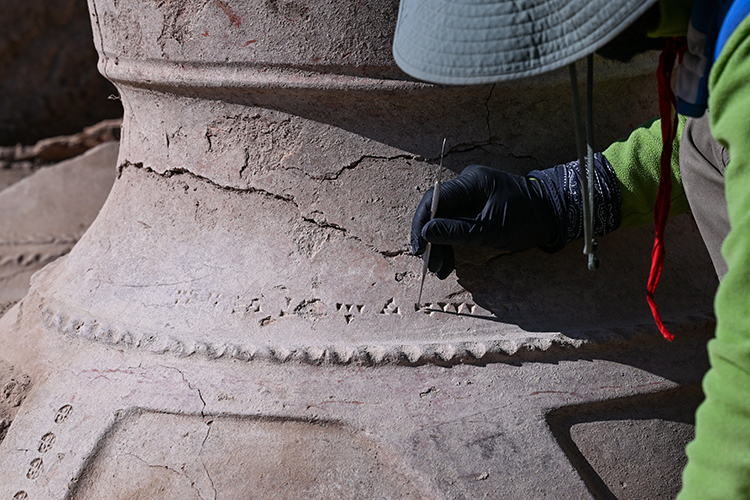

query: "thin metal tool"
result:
(417, 138), (447, 308)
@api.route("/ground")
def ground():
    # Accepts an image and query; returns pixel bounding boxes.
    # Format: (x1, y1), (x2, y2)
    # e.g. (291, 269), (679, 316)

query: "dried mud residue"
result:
(0, 364), (32, 444)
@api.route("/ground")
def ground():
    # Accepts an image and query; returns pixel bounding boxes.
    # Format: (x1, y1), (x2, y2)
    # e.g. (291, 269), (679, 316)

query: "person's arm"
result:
(678, 13), (750, 500)
(604, 115), (690, 227)
(410, 154), (626, 278)
(411, 118), (688, 262)
(411, 118), (690, 277)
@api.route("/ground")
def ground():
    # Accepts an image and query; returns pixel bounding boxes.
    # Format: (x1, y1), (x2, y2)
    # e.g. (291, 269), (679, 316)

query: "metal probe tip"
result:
(416, 138), (447, 308)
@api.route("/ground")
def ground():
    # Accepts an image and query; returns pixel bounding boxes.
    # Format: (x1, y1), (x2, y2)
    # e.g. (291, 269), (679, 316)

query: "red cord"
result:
(649, 37), (687, 341)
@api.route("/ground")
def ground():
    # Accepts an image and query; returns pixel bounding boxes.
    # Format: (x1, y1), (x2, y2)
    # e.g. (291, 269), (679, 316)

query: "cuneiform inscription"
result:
(38, 278), (548, 366)
(380, 298), (401, 316)
(22, 405), (70, 485)
(26, 458), (42, 479)
(38, 432), (55, 453)
(232, 297), (261, 315)
(175, 289), (223, 307)
(167, 287), (486, 325)
(54, 405), (72, 424)
(175, 289), (265, 317)
(422, 302), (478, 315)
(336, 303), (364, 324)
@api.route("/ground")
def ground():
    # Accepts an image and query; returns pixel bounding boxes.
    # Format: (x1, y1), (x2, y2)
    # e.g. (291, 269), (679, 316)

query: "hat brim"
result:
(393, 0), (659, 84)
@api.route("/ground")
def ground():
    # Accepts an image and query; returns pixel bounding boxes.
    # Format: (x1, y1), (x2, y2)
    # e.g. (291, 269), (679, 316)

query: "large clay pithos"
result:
(0, 1), (717, 498)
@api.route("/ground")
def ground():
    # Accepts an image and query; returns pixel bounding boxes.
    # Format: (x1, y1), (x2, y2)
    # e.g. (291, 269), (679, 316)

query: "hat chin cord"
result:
(568, 54), (599, 271)
(568, 41), (686, 341)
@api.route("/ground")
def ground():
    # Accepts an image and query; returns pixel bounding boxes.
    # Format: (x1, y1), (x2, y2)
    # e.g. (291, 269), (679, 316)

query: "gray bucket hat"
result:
(393, 0), (659, 84)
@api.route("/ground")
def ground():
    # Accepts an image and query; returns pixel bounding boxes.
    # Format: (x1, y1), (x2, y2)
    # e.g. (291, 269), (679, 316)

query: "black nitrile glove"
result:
(411, 165), (557, 279)
(411, 154), (622, 279)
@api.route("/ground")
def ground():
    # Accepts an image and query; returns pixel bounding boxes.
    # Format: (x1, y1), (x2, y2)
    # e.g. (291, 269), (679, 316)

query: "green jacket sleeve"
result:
(678, 14), (750, 500)
(603, 115), (690, 228)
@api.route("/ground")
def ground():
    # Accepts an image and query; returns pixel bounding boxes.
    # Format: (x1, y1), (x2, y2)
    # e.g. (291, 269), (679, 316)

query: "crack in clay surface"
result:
(118, 162), (294, 203)
(199, 422), (218, 500)
(283, 153), (419, 181)
(167, 365), (207, 417)
(120, 161), (410, 259)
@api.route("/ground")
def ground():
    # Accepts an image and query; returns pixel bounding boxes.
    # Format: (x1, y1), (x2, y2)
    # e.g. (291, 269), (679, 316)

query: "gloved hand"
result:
(411, 155), (623, 279)
(411, 165), (559, 279)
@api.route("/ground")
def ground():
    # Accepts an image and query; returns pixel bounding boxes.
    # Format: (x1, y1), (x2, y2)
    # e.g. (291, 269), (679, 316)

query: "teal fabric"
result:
(392, 0), (659, 84)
